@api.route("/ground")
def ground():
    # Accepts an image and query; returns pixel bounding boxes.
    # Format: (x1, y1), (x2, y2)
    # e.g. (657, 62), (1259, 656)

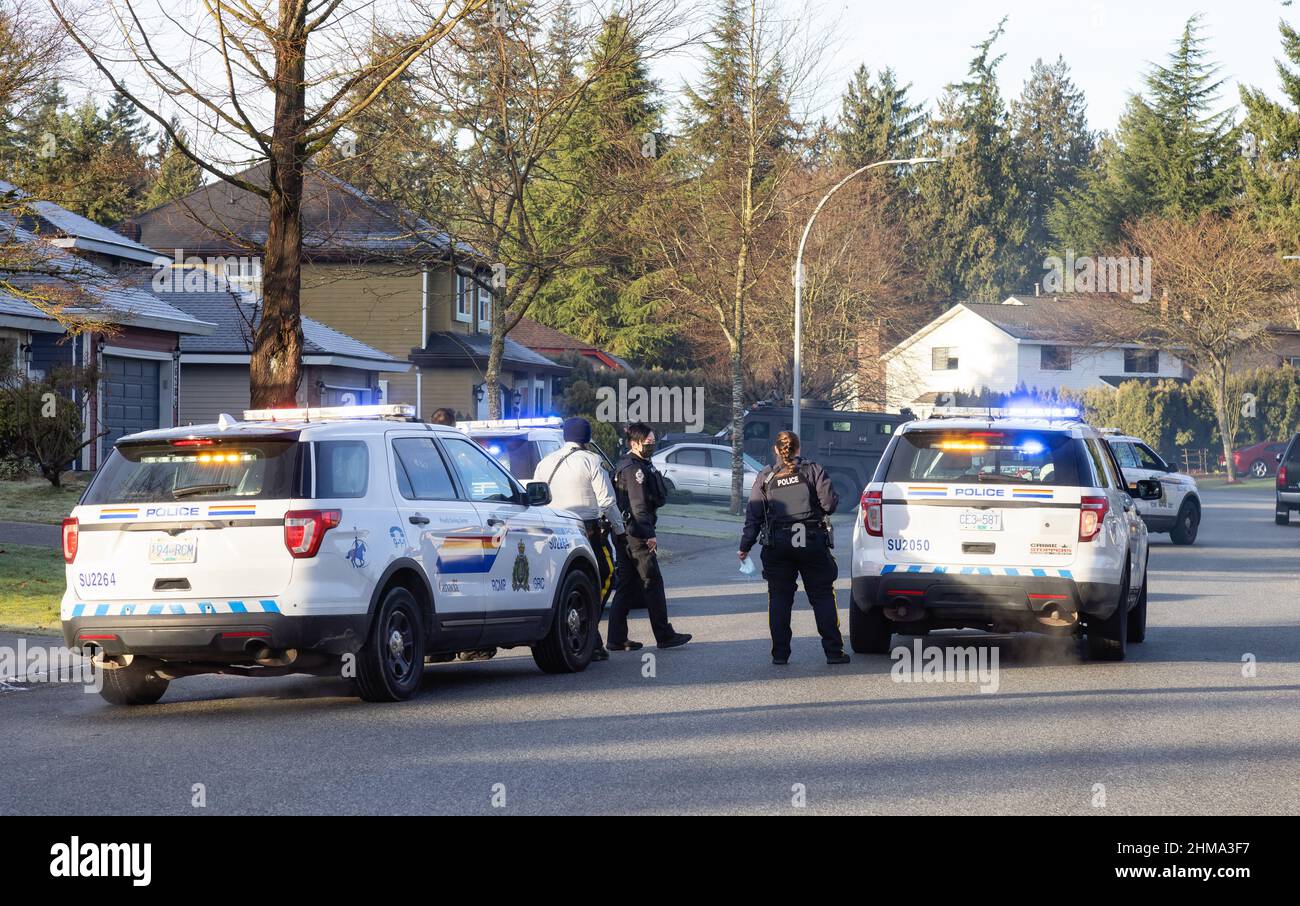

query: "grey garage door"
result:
(102, 355), (160, 448)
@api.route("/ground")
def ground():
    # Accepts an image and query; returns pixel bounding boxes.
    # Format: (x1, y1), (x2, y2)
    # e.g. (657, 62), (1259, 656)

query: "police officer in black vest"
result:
(607, 422), (692, 651)
(739, 430), (849, 665)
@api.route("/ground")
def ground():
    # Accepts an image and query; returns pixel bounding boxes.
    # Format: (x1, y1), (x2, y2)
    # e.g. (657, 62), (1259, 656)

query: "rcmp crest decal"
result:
(511, 540), (531, 591)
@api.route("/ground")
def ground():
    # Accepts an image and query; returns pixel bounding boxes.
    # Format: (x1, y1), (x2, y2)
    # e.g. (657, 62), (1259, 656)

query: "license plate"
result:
(149, 535), (197, 564)
(959, 509), (1002, 532)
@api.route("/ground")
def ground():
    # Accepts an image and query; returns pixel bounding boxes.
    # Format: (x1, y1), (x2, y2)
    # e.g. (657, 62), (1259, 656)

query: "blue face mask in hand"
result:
(739, 557), (756, 576)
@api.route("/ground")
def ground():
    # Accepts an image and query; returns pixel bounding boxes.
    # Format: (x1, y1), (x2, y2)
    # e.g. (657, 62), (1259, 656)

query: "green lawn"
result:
(0, 544), (65, 634)
(0, 476), (88, 524)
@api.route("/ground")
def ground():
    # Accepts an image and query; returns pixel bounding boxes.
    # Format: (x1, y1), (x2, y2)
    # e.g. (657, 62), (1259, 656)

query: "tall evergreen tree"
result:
(528, 14), (677, 363)
(912, 19), (1025, 301)
(144, 117), (202, 210)
(834, 64), (925, 165)
(1011, 57), (1094, 264)
(1240, 19), (1300, 249)
(1051, 16), (1238, 250)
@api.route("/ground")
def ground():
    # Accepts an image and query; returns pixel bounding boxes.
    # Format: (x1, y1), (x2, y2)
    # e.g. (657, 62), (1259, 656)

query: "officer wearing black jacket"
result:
(739, 430), (848, 665)
(607, 422), (692, 651)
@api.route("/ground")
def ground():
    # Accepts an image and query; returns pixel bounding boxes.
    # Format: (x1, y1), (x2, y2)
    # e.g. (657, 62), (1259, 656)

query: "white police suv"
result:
(61, 405), (601, 706)
(1102, 432), (1201, 545)
(851, 407), (1162, 661)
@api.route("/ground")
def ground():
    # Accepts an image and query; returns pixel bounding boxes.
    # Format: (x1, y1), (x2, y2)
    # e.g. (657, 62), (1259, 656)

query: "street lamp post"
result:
(792, 156), (940, 436)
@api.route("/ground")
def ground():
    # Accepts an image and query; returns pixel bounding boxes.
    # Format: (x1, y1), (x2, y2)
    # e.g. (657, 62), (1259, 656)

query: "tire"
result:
(849, 602), (892, 654)
(533, 569), (598, 674)
(1128, 560), (1148, 644)
(1169, 499), (1199, 545)
(355, 586), (426, 703)
(1250, 459), (1270, 479)
(97, 656), (169, 706)
(1276, 505), (1290, 526)
(1087, 563), (1129, 661)
(831, 473), (860, 509)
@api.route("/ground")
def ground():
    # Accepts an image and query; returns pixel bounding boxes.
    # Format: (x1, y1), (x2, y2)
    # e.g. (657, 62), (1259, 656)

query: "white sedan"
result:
(653, 443), (759, 499)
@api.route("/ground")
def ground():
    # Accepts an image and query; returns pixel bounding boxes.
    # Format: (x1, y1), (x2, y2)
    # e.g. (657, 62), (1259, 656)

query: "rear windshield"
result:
(884, 429), (1085, 486)
(83, 439), (303, 505)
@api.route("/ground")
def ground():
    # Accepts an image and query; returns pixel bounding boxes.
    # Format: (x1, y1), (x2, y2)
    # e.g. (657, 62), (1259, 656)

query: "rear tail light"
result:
(283, 509), (341, 558)
(1079, 496), (1108, 542)
(1278, 465), (1288, 488)
(862, 490), (883, 537)
(61, 517), (79, 564)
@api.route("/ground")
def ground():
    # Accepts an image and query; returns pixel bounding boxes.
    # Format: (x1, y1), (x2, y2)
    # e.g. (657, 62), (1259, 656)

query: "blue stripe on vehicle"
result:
(260, 600), (279, 613)
(1005, 567), (1020, 576)
(147, 605), (164, 615)
(71, 604), (84, 618)
(1032, 568), (1047, 577)
(1059, 569), (1073, 578)
(881, 565), (896, 574)
(94, 605), (108, 616)
(228, 601), (247, 613)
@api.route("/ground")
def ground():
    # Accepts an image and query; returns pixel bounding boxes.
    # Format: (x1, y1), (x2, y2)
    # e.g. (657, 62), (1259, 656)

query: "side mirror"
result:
(1132, 478), (1162, 501)
(525, 481), (552, 507)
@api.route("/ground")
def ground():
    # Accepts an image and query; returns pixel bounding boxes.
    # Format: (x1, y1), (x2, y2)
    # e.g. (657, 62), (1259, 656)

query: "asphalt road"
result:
(3, 485), (1298, 815)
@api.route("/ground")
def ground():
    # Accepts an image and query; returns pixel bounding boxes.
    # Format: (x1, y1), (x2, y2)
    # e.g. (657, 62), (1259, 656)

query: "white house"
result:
(883, 294), (1189, 416)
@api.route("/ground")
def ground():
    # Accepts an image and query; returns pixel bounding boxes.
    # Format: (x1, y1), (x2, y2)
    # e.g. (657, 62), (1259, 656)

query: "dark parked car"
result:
(1276, 435), (1300, 524)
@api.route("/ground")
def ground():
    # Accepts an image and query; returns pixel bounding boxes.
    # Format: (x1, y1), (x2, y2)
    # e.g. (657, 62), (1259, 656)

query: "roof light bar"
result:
(930, 406), (1080, 420)
(242, 404), (416, 422)
(456, 417), (564, 431)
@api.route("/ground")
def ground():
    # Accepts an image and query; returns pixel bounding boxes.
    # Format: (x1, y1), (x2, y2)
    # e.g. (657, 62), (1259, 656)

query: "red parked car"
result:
(1219, 441), (1288, 479)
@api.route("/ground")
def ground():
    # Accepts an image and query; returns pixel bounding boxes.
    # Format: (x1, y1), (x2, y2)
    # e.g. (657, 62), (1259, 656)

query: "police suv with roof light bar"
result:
(61, 405), (601, 705)
(850, 407), (1163, 661)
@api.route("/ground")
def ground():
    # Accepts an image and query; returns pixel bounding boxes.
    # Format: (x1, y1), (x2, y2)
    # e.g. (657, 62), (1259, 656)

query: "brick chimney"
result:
(116, 220), (142, 243)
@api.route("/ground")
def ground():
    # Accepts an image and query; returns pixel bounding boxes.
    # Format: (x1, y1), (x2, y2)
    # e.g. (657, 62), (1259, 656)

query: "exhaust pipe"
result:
(244, 640), (298, 667)
(884, 596), (924, 622)
(1036, 601), (1078, 628)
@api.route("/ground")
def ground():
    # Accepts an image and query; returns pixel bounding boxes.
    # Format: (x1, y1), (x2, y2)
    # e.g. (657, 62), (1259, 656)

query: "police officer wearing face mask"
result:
(607, 422), (692, 651)
(739, 430), (848, 665)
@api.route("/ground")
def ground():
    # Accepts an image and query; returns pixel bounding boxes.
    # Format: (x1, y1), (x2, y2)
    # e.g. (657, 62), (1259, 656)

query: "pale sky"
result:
(54, 0), (1297, 157)
(658, 0), (1298, 135)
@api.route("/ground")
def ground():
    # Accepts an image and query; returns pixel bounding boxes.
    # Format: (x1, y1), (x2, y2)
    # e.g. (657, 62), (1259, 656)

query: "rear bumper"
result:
(1277, 491), (1300, 508)
(62, 612), (369, 661)
(851, 571), (1120, 626)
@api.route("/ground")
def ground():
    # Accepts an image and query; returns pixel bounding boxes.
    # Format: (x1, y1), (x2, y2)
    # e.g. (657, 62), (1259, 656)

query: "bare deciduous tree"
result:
(46, 0), (488, 406)
(1111, 213), (1291, 482)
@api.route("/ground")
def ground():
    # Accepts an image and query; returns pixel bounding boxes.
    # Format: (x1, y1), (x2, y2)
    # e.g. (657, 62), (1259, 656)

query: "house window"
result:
(931, 347), (958, 371)
(478, 285), (492, 329)
(455, 274), (473, 323)
(1040, 346), (1071, 371)
(0, 337), (17, 377)
(1124, 348), (1158, 373)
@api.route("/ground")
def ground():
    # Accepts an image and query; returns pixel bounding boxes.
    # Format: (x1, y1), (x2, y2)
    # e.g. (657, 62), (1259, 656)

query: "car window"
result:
(83, 439), (302, 504)
(883, 429), (1081, 486)
(1134, 443), (1166, 470)
(1099, 440), (1128, 490)
(315, 440), (369, 499)
(744, 421), (770, 440)
(1110, 441), (1138, 469)
(1286, 436), (1300, 465)
(392, 438), (457, 501)
(676, 448), (709, 467)
(441, 436), (519, 503)
(709, 449), (732, 469)
(743, 453), (762, 471)
(1083, 438), (1112, 488)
